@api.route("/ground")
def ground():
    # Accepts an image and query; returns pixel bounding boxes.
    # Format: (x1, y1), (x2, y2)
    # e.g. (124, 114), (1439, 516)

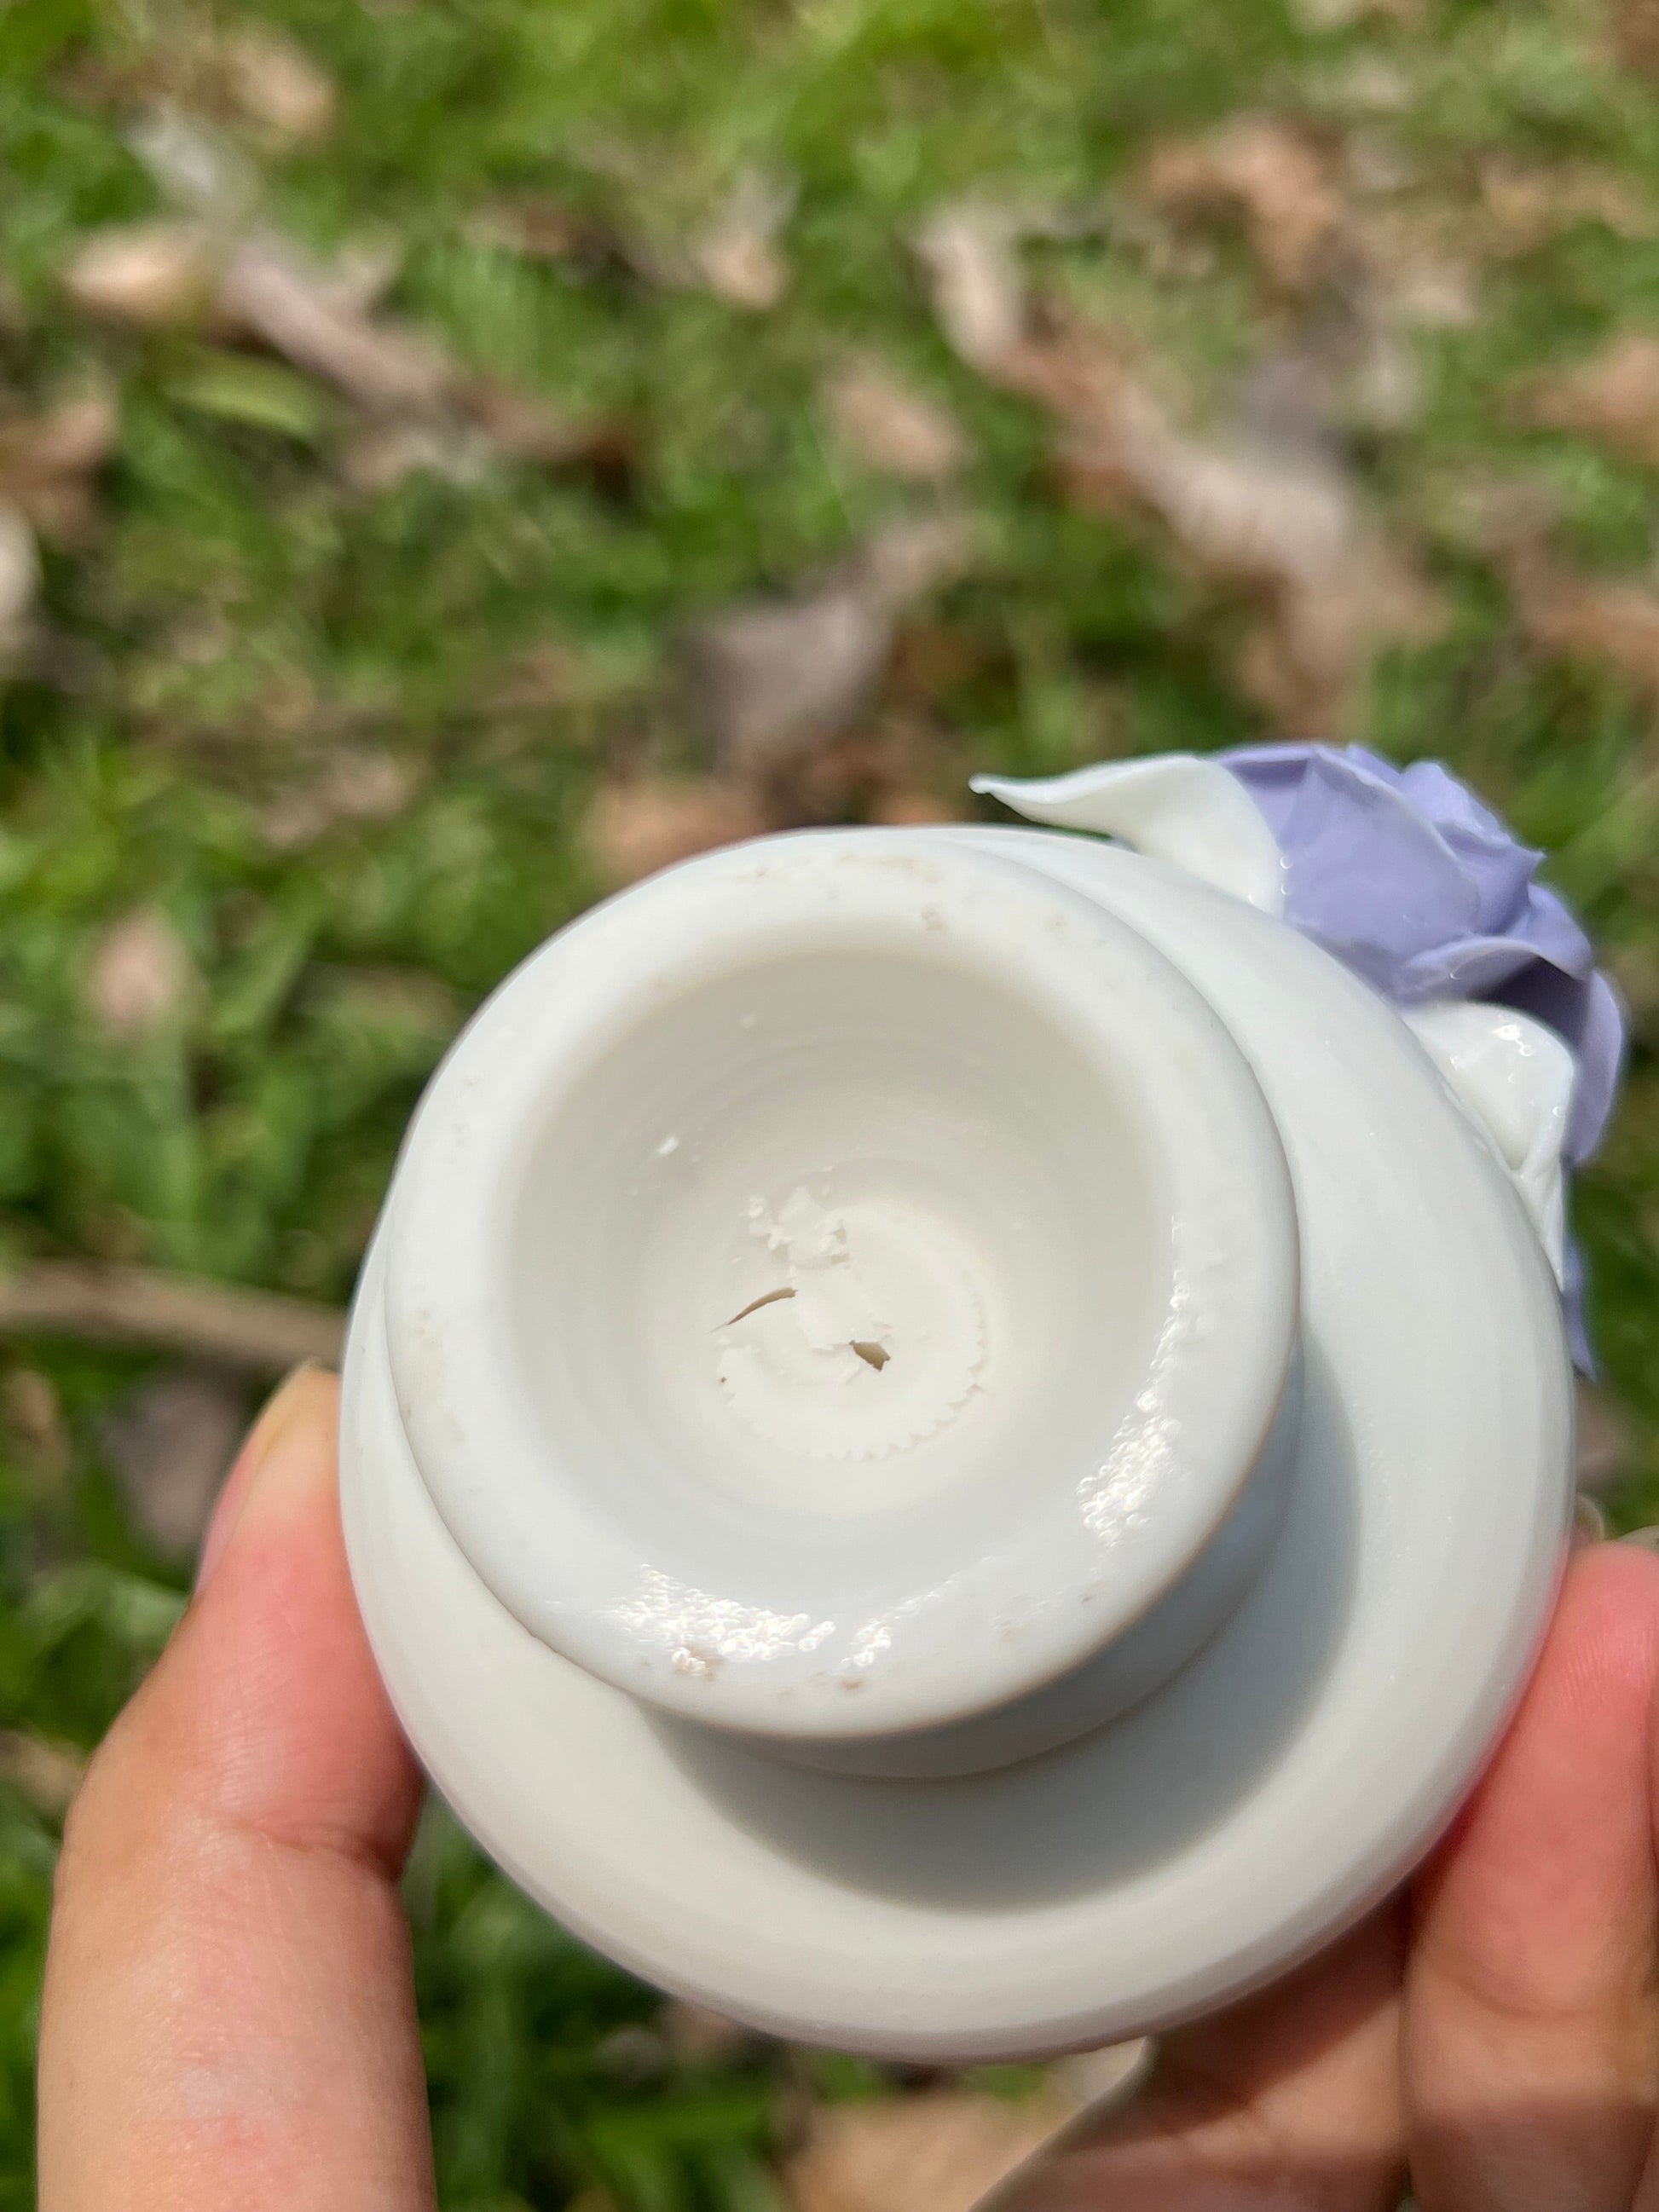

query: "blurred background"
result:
(4, 0), (1659, 2203)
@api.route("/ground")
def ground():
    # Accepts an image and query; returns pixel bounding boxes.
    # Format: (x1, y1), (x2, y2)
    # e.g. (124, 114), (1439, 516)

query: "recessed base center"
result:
(715, 1187), (986, 1462)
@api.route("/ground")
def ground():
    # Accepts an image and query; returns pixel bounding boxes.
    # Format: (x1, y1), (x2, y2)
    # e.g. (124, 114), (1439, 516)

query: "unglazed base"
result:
(341, 828), (1572, 2061)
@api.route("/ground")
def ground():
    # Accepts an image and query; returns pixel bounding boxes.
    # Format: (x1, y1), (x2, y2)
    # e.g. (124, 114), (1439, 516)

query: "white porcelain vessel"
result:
(340, 781), (1575, 2060)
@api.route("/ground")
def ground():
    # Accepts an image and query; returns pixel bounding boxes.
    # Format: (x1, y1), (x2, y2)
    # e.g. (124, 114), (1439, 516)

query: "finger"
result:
(38, 1367), (435, 2212)
(991, 1907), (1408, 2210)
(1405, 1541), (1659, 2212)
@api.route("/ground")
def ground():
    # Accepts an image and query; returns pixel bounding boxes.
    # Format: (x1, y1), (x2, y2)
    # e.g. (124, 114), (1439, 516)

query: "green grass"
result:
(4, 0), (1659, 2203)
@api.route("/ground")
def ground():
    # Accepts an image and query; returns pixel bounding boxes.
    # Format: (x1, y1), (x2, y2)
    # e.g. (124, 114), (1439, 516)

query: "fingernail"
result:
(1573, 1495), (1609, 1548)
(1620, 1524), (1659, 1553)
(196, 1362), (325, 1591)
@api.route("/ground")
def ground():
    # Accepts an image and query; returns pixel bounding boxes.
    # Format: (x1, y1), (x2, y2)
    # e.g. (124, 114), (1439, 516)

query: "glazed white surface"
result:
(341, 824), (1572, 2059)
(377, 836), (1297, 1745)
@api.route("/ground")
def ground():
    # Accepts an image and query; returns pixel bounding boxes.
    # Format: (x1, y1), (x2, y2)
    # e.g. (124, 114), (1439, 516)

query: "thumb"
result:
(38, 1366), (435, 2212)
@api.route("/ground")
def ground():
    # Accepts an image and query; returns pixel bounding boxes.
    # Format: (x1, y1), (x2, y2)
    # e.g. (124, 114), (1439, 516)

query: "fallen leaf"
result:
(468, 195), (621, 268)
(1523, 333), (1659, 469)
(64, 217), (621, 477)
(259, 751), (425, 851)
(783, 2092), (1067, 2212)
(2, 1367), (70, 1480)
(924, 190), (1433, 725)
(994, 321), (1432, 732)
(686, 516), (975, 775)
(825, 358), (966, 480)
(458, 377), (636, 480)
(0, 505), (39, 660)
(1509, 552), (1659, 707)
(1478, 158), (1655, 257)
(0, 1730), (86, 1817)
(85, 908), (195, 1035)
(67, 23), (335, 151)
(61, 220), (221, 328)
(1616, 0), (1659, 81)
(0, 393), (119, 505)
(219, 26), (338, 145)
(1140, 117), (1344, 292)
(586, 777), (773, 887)
(102, 1366), (247, 1559)
(914, 203), (1029, 372)
(692, 170), (794, 309)
(218, 234), (452, 413)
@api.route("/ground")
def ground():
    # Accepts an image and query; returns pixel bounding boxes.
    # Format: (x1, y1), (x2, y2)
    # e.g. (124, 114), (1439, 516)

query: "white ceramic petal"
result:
(1403, 1001), (1575, 1285)
(971, 756), (1286, 915)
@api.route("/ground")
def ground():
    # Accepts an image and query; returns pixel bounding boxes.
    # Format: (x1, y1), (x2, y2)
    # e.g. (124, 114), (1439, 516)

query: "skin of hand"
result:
(36, 1366), (1659, 2212)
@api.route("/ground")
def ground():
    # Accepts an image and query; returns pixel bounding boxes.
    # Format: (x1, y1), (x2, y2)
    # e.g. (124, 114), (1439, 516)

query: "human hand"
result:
(37, 1366), (1659, 2211)
(38, 1366), (434, 2211)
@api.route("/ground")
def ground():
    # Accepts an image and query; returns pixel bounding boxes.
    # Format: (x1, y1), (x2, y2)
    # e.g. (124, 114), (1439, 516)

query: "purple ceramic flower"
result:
(1221, 743), (1625, 1167)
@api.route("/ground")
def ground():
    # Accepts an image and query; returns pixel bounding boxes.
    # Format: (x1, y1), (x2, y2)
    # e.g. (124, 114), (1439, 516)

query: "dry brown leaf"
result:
(924, 211), (1436, 725)
(914, 204), (1029, 372)
(1617, 0), (1659, 81)
(783, 2092), (1067, 2212)
(1141, 117), (1344, 292)
(61, 221), (221, 328)
(66, 20), (335, 147)
(219, 26), (338, 144)
(586, 778), (773, 887)
(85, 908), (195, 1036)
(458, 377), (635, 479)
(0, 393), (118, 500)
(825, 358), (966, 480)
(338, 416), (489, 493)
(0, 505), (38, 661)
(1478, 158), (1654, 257)
(0, 1262), (345, 1372)
(686, 516), (975, 775)
(1001, 323), (1431, 732)
(1523, 333), (1659, 469)
(692, 171), (793, 309)
(1511, 554), (1659, 707)
(0, 1729), (86, 1817)
(469, 196), (620, 267)
(218, 234), (451, 413)
(2, 1367), (70, 1479)
(65, 217), (621, 476)
(102, 1366), (247, 1558)
(0, 392), (119, 541)
(259, 751), (425, 851)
